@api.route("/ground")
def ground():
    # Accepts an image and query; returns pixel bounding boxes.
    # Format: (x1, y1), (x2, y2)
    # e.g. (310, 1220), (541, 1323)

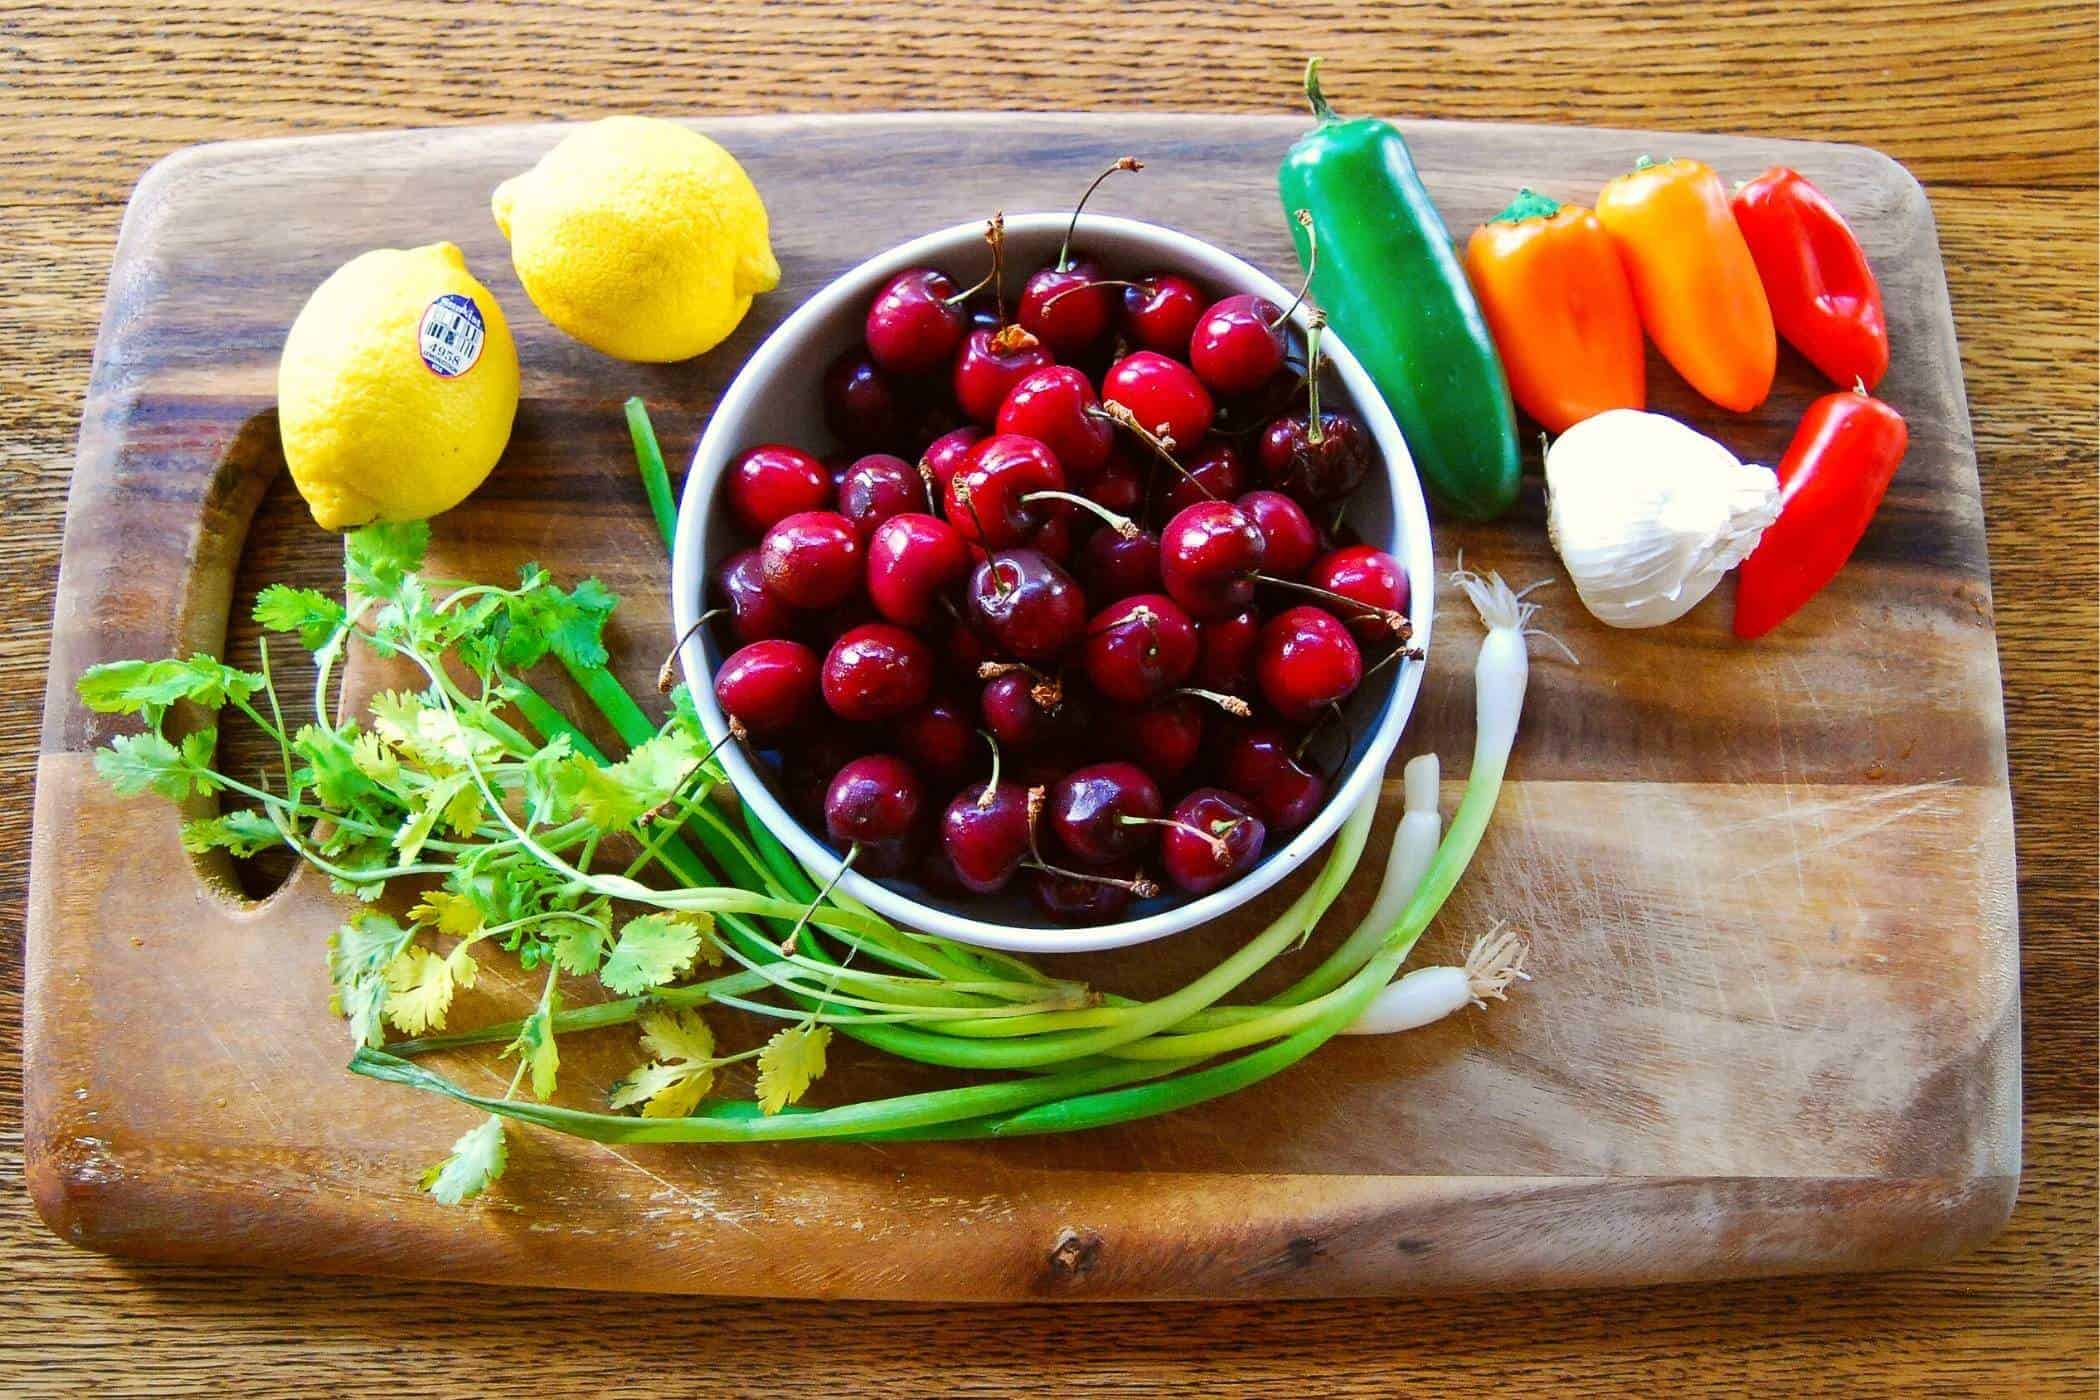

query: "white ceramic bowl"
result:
(673, 213), (1433, 954)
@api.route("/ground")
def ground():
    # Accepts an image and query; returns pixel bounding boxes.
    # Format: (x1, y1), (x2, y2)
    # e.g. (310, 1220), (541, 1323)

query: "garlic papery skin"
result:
(1544, 409), (1781, 628)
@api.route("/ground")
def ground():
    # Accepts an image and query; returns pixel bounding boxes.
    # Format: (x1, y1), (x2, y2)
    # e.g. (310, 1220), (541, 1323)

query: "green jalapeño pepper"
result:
(1280, 58), (1521, 520)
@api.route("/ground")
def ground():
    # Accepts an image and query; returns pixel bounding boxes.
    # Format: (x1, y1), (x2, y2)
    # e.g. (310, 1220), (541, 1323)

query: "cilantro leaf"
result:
(77, 656), (263, 721)
(383, 946), (458, 1036)
(521, 732), (574, 826)
(420, 1115), (506, 1205)
(328, 913), (415, 1047)
(553, 726), (704, 833)
(252, 585), (346, 650)
(545, 577), (617, 670)
(610, 1007), (717, 1117)
(393, 774), (467, 863)
(345, 521), (429, 601)
(94, 729), (219, 801)
(599, 912), (704, 995)
(180, 808), (285, 858)
(506, 989), (563, 1102)
(755, 1023), (831, 1115)
(550, 916), (609, 977)
(409, 889), (485, 938)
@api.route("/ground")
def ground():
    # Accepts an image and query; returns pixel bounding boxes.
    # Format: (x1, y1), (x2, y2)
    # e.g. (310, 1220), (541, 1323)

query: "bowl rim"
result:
(672, 211), (1434, 954)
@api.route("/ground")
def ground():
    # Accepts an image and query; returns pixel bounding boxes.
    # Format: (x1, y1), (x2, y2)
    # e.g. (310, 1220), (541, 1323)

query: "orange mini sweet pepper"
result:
(1595, 157), (1776, 413)
(1464, 189), (1645, 434)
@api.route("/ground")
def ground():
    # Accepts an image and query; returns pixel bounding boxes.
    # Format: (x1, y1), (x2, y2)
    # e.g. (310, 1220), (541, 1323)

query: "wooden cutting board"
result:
(26, 114), (2019, 1299)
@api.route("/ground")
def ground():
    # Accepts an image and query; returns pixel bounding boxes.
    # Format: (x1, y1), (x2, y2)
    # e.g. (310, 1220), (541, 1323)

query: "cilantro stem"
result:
(626, 397), (679, 554)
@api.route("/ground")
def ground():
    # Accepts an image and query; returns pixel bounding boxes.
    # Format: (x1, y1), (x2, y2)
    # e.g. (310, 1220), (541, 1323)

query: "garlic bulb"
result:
(1544, 409), (1780, 628)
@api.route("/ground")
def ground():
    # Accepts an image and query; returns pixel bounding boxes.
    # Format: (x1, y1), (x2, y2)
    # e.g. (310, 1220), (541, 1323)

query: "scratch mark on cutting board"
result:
(1729, 785), (1961, 885)
(458, 1056), (755, 1235)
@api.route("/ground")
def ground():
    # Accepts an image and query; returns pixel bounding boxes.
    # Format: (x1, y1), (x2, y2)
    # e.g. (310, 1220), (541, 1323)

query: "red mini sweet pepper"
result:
(1734, 385), (1908, 638)
(1731, 167), (1890, 391)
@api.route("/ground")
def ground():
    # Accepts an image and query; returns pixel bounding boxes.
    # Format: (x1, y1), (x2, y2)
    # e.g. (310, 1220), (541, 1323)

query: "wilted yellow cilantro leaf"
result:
(383, 946), (457, 1036)
(409, 889), (485, 939)
(505, 989), (562, 1102)
(755, 1023), (831, 1115)
(420, 1114), (505, 1205)
(599, 913), (704, 996)
(328, 914), (414, 1048)
(393, 773), (466, 863)
(610, 1007), (716, 1118)
(350, 730), (400, 787)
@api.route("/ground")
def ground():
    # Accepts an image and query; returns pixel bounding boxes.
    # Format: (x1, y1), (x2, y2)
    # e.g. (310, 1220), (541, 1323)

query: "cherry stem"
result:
(1022, 489), (1138, 538)
(1041, 278), (1143, 313)
(1305, 311), (1328, 446)
(950, 476), (994, 545)
(1172, 687), (1253, 718)
(976, 729), (1003, 809)
(977, 661), (1063, 712)
(1099, 401), (1214, 498)
(915, 458), (941, 510)
(948, 211), (1008, 309)
(1059, 157), (1143, 271)
(1023, 856), (1161, 900)
(1117, 813), (1231, 865)
(643, 726), (739, 823)
(1257, 572), (1409, 636)
(782, 842), (859, 954)
(1270, 210), (1317, 330)
(657, 609), (724, 693)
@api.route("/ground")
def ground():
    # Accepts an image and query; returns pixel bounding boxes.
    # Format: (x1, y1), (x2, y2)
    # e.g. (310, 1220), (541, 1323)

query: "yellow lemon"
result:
(491, 116), (780, 362)
(277, 242), (519, 531)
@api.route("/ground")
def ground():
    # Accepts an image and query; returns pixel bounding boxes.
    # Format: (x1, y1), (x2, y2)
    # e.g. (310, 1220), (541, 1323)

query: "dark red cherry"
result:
(714, 639), (820, 738)
(979, 671), (1059, 751)
(822, 622), (933, 722)
(822, 349), (902, 449)
(1221, 727), (1327, 833)
(865, 267), (968, 374)
(778, 722), (863, 825)
(837, 453), (926, 540)
(1189, 293), (1286, 396)
(824, 755), (924, 875)
(1256, 606), (1363, 722)
(1101, 351), (1214, 450)
(896, 698), (977, 788)
(1048, 761), (1162, 865)
(1120, 274), (1206, 354)
(1019, 258), (1112, 353)
(945, 433), (1065, 550)
(1192, 608), (1260, 694)
(725, 444), (832, 534)
(1255, 407), (1374, 503)
(865, 511), (967, 626)
(953, 325), (1054, 425)
(759, 510), (864, 610)
(1237, 489), (1320, 579)
(936, 609), (995, 683)
(1109, 695), (1203, 781)
(1031, 863), (1139, 923)
(710, 548), (798, 645)
(940, 780), (1033, 894)
(1082, 593), (1198, 704)
(1159, 788), (1265, 894)
(1159, 500), (1265, 620)
(1077, 523), (1161, 599)
(965, 548), (1086, 662)
(1162, 437), (1248, 518)
(1025, 501), (1079, 563)
(921, 425), (985, 493)
(1308, 545), (1412, 644)
(994, 365), (1112, 482)
(1085, 449), (1145, 518)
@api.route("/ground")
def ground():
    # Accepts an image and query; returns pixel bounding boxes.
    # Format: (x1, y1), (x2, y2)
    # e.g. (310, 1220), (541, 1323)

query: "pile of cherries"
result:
(709, 164), (1414, 924)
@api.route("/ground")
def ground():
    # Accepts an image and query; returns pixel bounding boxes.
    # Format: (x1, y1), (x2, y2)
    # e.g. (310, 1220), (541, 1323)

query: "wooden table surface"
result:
(2, 2), (2092, 1394)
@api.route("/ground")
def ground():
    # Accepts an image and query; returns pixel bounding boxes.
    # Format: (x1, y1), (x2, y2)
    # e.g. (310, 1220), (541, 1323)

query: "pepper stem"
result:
(1304, 56), (1339, 123)
(1492, 187), (1562, 224)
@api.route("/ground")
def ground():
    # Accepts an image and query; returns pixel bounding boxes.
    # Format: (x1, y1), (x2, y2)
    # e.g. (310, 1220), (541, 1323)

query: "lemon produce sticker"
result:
(418, 293), (487, 377)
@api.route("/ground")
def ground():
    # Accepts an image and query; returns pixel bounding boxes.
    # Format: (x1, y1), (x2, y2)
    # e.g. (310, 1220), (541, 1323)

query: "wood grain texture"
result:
(1, 2), (2092, 1395)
